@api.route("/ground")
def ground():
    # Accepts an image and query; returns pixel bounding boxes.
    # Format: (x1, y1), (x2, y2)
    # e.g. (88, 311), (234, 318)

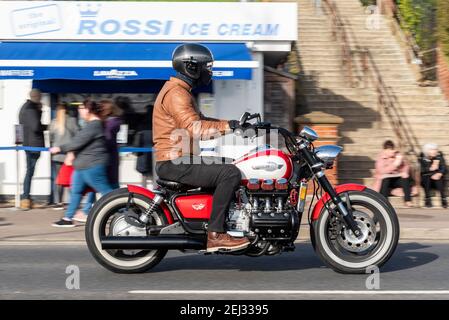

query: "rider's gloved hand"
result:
(228, 120), (255, 130)
(228, 120), (256, 137)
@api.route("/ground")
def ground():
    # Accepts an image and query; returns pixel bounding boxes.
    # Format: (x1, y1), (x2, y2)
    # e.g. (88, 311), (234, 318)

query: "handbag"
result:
(56, 164), (73, 187)
(56, 164), (95, 194)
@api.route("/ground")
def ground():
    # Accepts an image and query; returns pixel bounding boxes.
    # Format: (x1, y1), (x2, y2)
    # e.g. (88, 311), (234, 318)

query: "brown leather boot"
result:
(20, 199), (31, 211)
(206, 232), (250, 252)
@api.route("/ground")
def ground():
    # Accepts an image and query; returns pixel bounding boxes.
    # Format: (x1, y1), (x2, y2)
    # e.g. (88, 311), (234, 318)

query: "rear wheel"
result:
(85, 188), (168, 273)
(311, 189), (399, 274)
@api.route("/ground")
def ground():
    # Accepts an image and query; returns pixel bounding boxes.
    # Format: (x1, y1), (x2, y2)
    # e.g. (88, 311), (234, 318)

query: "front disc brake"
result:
(336, 211), (377, 253)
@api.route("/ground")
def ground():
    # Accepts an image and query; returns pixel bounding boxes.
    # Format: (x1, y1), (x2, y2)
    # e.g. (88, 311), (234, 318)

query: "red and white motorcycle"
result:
(86, 112), (399, 274)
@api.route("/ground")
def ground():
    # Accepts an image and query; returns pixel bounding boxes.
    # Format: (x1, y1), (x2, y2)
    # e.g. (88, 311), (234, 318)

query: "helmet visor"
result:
(205, 61), (213, 73)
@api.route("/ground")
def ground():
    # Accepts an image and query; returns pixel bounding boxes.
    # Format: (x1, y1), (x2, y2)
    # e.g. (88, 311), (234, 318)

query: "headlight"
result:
(315, 145), (343, 169)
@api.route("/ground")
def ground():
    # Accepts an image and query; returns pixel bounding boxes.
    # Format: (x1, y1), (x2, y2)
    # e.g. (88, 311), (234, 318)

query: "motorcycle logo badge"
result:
(252, 162), (284, 171)
(192, 203), (205, 211)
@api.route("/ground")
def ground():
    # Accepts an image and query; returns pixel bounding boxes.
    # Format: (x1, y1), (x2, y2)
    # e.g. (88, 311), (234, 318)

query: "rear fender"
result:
(127, 185), (174, 224)
(311, 184), (367, 221)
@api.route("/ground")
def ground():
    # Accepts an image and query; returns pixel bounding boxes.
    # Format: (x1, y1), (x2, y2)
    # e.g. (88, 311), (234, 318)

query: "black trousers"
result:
(155, 156), (241, 233)
(421, 175), (446, 199)
(380, 176), (412, 202)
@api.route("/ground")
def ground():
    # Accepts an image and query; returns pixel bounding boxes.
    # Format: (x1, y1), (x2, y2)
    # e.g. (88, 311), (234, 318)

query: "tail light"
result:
(247, 178), (260, 191)
(275, 178), (288, 190)
(261, 179), (274, 191)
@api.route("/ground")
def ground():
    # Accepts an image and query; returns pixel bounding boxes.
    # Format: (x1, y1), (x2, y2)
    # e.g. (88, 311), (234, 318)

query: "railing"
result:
(321, 0), (421, 162)
(322, 0), (356, 87)
(416, 47), (439, 82)
(362, 50), (421, 159)
(386, 2), (438, 82)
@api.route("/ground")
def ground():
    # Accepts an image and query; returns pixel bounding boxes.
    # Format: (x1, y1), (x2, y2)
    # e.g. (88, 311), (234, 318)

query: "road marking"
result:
(129, 290), (449, 295)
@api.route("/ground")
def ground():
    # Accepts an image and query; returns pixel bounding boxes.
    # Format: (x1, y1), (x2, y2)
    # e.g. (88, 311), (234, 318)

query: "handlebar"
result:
(236, 112), (304, 155)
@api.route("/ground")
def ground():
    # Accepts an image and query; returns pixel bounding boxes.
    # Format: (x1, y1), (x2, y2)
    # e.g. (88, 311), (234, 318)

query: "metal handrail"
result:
(387, 3), (438, 81)
(322, 0), (356, 87)
(362, 50), (421, 159)
(321, 0), (421, 162)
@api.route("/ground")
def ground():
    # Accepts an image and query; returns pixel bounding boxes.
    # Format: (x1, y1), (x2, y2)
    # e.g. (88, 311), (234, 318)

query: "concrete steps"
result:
(296, 0), (449, 194)
(301, 71), (415, 79)
(305, 106), (449, 116)
(300, 74), (416, 81)
(304, 93), (446, 101)
(341, 128), (449, 139)
(303, 100), (449, 109)
(302, 87), (443, 94)
(300, 64), (410, 71)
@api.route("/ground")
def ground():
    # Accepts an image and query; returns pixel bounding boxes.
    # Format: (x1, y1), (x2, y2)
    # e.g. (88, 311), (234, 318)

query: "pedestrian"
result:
(18, 89), (47, 210)
(49, 102), (80, 209)
(419, 143), (447, 208)
(99, 99), (123, 189)
(136, 104), (153, 187)
(114, 96), (139, 145)
(373, 140), (414, 207)
(80, 99), (123, 216)
(50, 100), (113, 227)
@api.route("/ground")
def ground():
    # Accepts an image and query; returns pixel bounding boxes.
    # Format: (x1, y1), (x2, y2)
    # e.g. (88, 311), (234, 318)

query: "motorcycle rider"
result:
(153, 43), (250, 252)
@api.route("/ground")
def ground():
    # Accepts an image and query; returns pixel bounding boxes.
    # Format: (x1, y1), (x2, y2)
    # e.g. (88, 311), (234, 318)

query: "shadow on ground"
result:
(146, 242), (437, 274)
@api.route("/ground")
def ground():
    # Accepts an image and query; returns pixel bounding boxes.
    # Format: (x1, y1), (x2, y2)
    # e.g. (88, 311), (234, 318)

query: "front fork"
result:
(315, 174), (362, 237)
(299, 145), (362, 237)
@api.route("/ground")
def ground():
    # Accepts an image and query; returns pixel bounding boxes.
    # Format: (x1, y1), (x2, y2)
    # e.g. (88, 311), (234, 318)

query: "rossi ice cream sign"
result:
(0, 1), (297, 41)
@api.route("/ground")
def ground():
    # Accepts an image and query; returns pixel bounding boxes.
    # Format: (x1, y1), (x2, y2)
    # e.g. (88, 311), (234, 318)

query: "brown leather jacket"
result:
(153, 77), (230, 162)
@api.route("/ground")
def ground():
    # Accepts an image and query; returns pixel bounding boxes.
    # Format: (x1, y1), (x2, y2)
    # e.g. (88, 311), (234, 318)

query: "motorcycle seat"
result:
(156, 179), (198, 192)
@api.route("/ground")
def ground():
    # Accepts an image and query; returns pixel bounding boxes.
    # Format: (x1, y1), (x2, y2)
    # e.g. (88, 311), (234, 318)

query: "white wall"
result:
(0, 80), (52, 197)
(0, 80), (154, 197)
(0, 53), (264, 196)
(214, 52), (264, 120)
(199, 52), (265, 159)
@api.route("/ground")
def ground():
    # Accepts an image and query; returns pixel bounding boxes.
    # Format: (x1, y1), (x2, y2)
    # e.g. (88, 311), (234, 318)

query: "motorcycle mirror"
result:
(299, 126), (319, 142)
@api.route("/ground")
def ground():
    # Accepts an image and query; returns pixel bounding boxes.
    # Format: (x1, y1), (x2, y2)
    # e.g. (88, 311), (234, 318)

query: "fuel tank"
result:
(233, 145), (293, 181)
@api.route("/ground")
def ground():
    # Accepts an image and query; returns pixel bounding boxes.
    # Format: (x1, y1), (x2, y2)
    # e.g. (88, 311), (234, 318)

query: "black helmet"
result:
(172, 43), (214, 87)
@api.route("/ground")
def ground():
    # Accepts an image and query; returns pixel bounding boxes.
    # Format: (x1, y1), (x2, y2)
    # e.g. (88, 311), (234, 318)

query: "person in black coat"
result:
(419, 143), (447, 208)
(18, 89), (47, 210)
(135, 104), (153, 187)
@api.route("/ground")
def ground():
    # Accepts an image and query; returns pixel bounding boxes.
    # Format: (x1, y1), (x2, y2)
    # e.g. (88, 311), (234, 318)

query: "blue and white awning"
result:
(0, 42), (258, 80)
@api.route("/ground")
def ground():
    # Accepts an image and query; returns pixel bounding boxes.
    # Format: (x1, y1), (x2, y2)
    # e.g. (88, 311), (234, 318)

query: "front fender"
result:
(127, 185), (174, 224)
(311, 184), (367, 221)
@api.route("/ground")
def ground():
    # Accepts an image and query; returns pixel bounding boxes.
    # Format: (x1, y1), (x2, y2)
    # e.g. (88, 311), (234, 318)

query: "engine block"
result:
(226, 187), (299, 241)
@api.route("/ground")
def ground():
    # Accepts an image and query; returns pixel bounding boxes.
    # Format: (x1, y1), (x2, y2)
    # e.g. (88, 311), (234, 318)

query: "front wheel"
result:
(311, 189), (399, 274)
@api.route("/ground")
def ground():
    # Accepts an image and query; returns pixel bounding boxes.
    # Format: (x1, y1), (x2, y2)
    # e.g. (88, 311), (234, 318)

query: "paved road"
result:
(1, 240), (449, 300)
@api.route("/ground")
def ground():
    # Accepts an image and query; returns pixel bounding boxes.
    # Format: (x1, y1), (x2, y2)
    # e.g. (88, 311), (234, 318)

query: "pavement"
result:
(1, 205), (449, 300)
(0, 205), (448, 244)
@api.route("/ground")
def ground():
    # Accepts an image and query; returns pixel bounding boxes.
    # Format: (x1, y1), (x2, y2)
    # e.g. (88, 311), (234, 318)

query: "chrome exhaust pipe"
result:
(100, 235), (206, 250)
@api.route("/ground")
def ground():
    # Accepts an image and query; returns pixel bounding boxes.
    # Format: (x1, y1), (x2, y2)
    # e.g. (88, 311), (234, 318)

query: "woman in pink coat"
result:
(373, 140), (413, 207)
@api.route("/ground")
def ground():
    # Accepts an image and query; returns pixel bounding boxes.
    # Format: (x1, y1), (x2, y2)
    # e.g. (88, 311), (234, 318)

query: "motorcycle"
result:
(86, 112), (399, 274)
